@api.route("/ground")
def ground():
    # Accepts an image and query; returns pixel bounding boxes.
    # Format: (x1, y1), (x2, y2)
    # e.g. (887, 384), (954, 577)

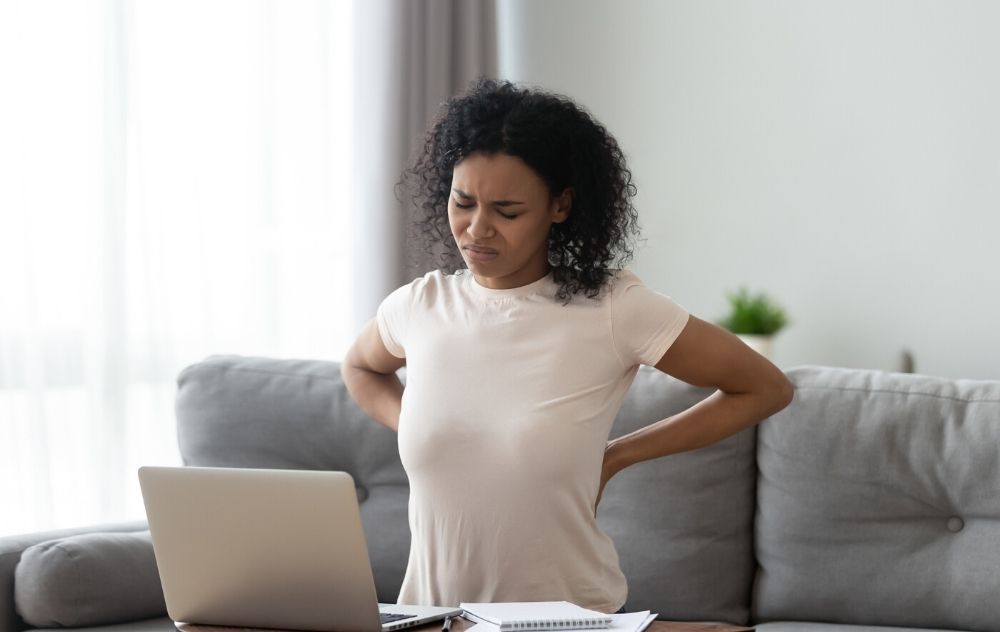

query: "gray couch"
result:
(3, 355), (998, 632)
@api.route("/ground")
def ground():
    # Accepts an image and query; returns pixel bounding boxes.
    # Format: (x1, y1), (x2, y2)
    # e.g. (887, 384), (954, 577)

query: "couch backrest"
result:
(175, 355), (757, 623)
(755, 365), (1000, 631)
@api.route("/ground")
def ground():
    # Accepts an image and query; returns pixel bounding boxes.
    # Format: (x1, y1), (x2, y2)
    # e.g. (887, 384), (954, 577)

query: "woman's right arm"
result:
(341, 318), (406, 432)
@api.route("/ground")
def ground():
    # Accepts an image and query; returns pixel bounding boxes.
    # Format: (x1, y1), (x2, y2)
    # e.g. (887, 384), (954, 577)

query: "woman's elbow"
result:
(773, 377), (795, 411)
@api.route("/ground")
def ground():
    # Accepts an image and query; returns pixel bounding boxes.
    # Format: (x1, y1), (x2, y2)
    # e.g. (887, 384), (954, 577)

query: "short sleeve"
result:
(611, 270), (691, 367)
(375, 282), (413, 359)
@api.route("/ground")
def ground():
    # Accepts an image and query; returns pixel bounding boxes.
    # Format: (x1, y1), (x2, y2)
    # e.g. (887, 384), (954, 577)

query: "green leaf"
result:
(717, 286), (789, 335)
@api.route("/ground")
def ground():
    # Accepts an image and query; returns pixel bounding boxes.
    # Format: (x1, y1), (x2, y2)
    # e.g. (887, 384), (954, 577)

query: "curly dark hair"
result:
(396, 77), (642, 303)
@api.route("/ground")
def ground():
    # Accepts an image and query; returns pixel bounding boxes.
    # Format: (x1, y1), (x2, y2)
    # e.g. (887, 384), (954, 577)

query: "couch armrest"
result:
(0, 521), (147, 632)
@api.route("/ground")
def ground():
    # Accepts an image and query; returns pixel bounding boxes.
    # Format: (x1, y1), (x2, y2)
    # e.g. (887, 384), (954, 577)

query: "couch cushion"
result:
(754, 365), (1000, 631)
(15, 531), (165, 627)
(600, 365), (757, 624)
(756, 623), (968, 632)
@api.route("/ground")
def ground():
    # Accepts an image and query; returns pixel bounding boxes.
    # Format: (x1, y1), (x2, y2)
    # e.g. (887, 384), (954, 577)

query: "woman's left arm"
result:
(600, 314), (795, 497)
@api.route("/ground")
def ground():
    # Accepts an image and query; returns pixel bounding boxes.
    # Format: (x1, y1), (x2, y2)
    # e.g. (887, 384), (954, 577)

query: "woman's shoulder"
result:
(605, 268), (645, 294)
(609, 268), (641, 284)
(601, 268), (679, 305)
(393, 268), (467, 302)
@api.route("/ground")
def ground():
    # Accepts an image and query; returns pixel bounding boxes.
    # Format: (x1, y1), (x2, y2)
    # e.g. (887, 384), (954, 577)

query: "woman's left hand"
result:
(594, 442), (620, 516)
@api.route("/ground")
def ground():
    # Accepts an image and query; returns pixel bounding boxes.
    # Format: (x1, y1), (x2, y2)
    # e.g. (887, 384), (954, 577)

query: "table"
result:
(179, 617), (753, 632)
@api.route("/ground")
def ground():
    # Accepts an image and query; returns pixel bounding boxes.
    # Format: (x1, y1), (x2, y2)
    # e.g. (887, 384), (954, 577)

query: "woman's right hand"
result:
(342, 319), (406, 432)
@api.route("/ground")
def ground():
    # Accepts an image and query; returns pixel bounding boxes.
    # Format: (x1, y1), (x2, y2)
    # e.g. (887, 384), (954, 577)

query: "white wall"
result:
(497, 0), (999, 379)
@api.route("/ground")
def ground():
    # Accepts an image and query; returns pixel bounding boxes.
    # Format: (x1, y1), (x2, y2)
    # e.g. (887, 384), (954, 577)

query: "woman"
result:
(342, 78), (793, 613)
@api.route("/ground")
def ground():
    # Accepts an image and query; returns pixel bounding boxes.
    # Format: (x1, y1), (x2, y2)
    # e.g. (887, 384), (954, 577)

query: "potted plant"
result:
(716, 286), (789, 360)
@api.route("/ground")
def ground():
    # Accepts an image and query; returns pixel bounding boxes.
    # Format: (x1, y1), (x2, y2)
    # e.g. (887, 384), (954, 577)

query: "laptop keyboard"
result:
(380, 613), (418, 624)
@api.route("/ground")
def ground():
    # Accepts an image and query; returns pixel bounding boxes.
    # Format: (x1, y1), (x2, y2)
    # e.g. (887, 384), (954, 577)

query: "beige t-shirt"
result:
(375, 268), (690, 613)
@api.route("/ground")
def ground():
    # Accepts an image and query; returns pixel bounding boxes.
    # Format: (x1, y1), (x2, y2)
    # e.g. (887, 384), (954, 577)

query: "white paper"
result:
(609, 611), (656, 632)
(460, 601), (609, 624)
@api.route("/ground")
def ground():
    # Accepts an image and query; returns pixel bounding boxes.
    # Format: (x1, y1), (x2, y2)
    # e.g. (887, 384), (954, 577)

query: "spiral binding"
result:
(499, 616), (611, 631)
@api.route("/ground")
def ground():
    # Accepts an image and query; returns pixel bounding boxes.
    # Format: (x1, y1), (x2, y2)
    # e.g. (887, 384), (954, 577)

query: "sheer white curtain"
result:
(0, 0), (354, 536)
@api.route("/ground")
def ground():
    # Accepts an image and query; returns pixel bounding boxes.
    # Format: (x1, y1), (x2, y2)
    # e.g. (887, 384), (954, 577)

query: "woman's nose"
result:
(468, 209), (494, 238)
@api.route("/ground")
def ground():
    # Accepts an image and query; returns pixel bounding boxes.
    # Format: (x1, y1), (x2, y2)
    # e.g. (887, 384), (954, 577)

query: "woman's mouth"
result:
(463, 246), (499, 262)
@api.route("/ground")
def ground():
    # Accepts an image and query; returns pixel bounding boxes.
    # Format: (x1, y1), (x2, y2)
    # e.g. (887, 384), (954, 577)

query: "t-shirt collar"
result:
(464, 268), (555, 298)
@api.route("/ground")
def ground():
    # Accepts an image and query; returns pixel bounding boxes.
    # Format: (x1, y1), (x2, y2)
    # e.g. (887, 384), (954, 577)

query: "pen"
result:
(441, 616), (454, 632)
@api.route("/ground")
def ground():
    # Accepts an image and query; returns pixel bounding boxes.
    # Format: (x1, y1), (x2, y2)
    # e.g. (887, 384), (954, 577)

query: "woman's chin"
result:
(463, 256), (501, 272)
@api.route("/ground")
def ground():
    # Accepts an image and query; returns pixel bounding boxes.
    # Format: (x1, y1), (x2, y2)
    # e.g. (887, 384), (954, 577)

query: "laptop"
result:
(138, 466), (462, 632)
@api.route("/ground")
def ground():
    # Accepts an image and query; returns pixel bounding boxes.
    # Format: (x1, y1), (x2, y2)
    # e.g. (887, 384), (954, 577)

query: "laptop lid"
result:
(139, 466), (394, 632)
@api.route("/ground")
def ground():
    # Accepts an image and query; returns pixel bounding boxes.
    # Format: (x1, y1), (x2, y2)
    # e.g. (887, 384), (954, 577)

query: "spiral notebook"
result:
(459, 601), (613, 632)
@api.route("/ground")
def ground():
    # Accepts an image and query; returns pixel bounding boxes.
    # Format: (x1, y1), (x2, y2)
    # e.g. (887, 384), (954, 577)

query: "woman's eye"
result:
(452, 199), (518, 219)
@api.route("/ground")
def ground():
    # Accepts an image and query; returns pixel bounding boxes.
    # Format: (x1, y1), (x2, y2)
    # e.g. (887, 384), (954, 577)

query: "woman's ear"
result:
(552, 187), (573, 223)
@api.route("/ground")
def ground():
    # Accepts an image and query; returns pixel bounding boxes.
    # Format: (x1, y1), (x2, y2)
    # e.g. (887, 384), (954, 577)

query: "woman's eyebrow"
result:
(452, 188), (525, 206)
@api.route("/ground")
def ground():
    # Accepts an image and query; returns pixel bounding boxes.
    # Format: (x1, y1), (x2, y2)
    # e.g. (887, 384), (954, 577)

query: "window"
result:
(0, 0), (354, 536)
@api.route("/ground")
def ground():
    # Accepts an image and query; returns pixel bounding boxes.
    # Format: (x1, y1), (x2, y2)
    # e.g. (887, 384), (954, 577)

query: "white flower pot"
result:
(737, 334), (774, 360)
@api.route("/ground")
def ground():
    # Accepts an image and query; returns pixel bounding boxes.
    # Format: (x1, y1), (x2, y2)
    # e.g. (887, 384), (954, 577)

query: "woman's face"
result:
(448, 151), (571, 290)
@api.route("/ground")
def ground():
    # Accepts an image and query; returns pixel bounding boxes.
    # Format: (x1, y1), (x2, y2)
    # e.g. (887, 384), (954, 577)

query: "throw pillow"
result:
(14, 530), (166, 627)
